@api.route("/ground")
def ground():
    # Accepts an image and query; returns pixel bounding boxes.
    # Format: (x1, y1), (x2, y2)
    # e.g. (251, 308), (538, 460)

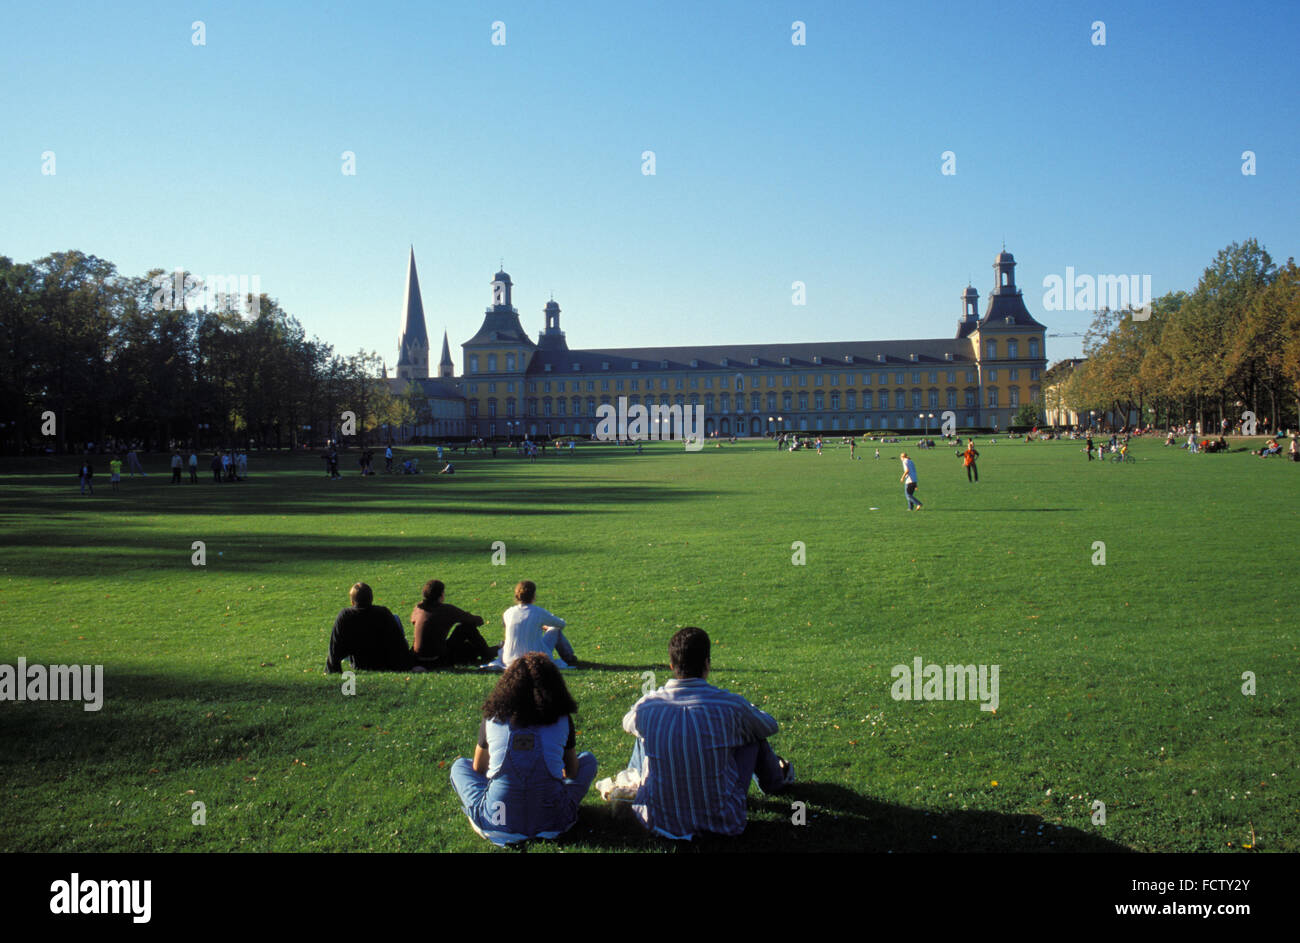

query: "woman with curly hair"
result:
(449, 652), (597, 845)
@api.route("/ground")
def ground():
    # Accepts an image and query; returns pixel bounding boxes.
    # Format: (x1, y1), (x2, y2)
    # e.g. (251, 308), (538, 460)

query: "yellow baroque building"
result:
(392, 249), (1048, 439)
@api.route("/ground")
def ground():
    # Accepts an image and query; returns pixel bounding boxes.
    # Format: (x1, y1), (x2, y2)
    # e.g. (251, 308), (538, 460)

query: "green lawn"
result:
(1, 436), (1295, 852)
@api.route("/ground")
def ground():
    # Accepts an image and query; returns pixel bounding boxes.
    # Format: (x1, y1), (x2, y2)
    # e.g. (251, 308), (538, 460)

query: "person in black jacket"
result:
(325, 582), (416, 673)
(411, 580), (497, 667)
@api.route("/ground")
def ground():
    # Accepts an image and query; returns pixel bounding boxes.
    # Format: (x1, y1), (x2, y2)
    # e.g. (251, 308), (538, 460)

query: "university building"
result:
(389, 249), (1048, 439)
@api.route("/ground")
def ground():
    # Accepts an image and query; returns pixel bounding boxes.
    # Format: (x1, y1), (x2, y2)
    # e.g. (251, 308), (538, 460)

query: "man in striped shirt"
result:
(621, 627), (793, 839)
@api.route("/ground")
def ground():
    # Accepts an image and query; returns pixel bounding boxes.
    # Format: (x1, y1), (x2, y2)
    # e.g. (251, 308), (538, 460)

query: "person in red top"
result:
(962, 440), (980, 483)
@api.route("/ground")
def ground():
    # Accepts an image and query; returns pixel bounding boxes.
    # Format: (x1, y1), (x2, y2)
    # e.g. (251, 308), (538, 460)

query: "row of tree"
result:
(0, 251), (415, 454)
(1044, 240), (1300, 431)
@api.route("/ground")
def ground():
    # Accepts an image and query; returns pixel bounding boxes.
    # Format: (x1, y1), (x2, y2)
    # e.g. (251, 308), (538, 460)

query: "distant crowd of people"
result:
(325, 583), (792, 846)
(77, 448), (247, 493)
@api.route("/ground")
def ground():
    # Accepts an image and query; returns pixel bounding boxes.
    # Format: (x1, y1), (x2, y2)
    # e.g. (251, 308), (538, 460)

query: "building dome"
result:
(544, 299), (560, 314)
(963, 285), (978, 298)
(493, 269), (512, 284)
(994, 250), (1015, 266)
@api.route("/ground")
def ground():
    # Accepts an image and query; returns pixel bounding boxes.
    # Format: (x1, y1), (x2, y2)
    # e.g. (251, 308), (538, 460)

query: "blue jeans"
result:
(450, 750), (597, 845)
(551, 629), (577, 665)
(905, 481), (921, 509)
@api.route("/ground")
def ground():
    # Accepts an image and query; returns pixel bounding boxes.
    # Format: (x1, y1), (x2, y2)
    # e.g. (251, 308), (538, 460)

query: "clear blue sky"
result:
(4, 0), (1297, 366)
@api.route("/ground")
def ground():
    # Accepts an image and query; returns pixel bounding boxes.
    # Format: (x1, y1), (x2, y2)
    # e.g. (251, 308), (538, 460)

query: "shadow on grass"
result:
(543, 782), (1132, 853)
(0, 532), (578, 578)
(0, 478), (709, 522)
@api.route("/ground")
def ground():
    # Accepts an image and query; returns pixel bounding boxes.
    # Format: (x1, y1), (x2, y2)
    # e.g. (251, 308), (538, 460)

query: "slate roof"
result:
(525, 338), (976, 375)
(464, 307), (537, 348)
(980, 289), (1047, 330)
(397, 247), (428, 364)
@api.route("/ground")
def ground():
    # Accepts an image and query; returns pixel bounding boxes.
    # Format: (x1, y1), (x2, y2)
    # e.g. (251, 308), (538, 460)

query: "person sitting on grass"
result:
(325, 582), (417, 673)
(411, 580), (497, 667)
(449, 652), (597, 846)
(1258, 438), (1282, 457)
(439, 462), (455, 475)
(488, 580), (577, 669)
(607, 627), (793, 840)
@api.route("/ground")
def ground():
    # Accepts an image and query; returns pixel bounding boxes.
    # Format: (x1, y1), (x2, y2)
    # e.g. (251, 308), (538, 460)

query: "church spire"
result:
(438, 329), (454, 378)
(396, 246), (429, 379)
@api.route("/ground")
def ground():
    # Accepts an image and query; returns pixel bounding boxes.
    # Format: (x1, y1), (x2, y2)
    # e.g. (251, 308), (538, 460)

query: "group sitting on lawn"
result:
(447, 627), (794, 846)
(324, 579), (576, 674)
(323, 595), (793, 846)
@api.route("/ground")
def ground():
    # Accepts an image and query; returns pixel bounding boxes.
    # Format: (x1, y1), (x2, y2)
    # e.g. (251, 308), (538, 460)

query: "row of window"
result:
(469, 353), (521, 373)
(469, 413), (1002, 437)
(467, 367), (1041, 396)
(467, 387), (1032, 417)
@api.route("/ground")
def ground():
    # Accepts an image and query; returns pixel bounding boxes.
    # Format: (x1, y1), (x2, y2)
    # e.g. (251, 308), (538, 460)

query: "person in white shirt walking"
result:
(899, 452), (923, 511)
(497, 580), (577, 668)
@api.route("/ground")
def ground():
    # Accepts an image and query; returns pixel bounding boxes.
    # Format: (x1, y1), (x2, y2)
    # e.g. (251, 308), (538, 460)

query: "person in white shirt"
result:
(497, 580), (577, 668)
(188, 451), (199, 483)
(899, 452), (923, 511)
